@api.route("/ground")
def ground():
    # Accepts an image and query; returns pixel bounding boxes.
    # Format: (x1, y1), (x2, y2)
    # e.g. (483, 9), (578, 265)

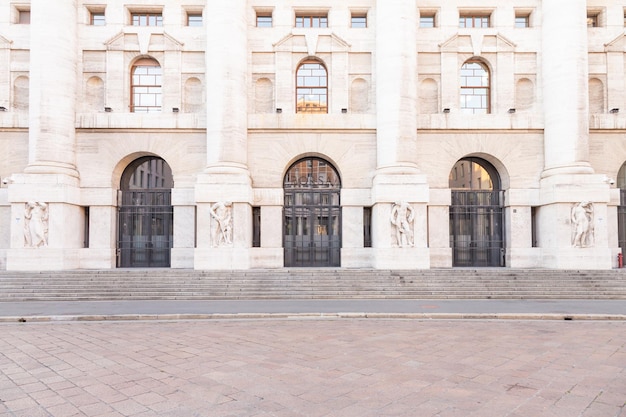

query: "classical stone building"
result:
(0, 0), (625, 271)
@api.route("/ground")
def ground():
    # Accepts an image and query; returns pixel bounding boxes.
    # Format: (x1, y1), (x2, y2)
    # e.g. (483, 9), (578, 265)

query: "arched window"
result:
(460, 61), (490, 114)
(131, 58), (162, 112)
(296, 61), (327, 113)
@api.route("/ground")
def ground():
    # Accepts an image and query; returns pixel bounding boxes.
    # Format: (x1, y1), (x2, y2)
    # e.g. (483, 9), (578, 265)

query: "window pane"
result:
(132, 13), (163, 27)
(460, 62), (489, 114)
(257, 15), (272, 27)
(187, 14), (202, 26)
(515, 16), (529, 28)
(420, 16), (435, 28)
(296, 62), (328, 113)
(460, 15), (490, 28)
(351, 16), (366, 28)
(18, 11), (30, 24)
(295, 15), (328, 28)
(91, 13), (106, 26)
(132, 63), (162, 112)
(587, 15), (598, 27)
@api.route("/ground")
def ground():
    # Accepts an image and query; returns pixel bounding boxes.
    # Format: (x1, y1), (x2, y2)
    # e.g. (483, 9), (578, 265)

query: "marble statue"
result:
(390, 201), (414, 247)
(209, 201), (233, 247)
(571, 201), (594, 248)
(24, 202), (49, 248)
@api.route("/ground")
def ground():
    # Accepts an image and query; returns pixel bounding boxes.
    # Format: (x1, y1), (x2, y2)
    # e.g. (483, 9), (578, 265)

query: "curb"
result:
(1, 313), (625, 323)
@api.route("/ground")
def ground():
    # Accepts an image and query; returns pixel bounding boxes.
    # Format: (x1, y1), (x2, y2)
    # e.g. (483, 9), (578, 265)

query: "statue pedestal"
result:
(6, 173), (83, 270)
(373, 247), (429, 269)
(537, 174), (614, 269)
(540, 247), (612, 269)
(194, 247), (250, 270)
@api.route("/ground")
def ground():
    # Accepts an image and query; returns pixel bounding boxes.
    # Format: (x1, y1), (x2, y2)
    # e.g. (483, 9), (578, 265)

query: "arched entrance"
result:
(449, 157), (505, 267)
(117, 157), (173, 267)
(283, 157), (341, 267)
(617, 163), (626, 253)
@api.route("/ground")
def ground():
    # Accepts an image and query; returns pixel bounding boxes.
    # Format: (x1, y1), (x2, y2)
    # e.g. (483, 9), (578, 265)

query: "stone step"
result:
(1, 269), (625, 301)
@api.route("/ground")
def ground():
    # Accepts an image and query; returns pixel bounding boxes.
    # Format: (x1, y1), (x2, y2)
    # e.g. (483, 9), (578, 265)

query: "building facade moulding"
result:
(105, 30), (184, 54)
(439, 32), (516, 55)
(604, 33), (626, 52)
(0, 34), (12, 49)
(273, 32), (351, 55)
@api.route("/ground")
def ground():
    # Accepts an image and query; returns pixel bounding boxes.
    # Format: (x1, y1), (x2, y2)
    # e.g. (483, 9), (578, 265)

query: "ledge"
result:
(76, 113), (205, 129)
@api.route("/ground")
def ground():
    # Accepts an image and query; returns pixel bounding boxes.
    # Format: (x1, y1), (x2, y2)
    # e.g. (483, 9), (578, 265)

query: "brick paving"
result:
(0, 319), (624, 417)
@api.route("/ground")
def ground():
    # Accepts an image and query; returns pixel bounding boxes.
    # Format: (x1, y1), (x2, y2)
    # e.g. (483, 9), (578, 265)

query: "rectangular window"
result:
(515, 15), (529, 28)
(363, 207), (372, 248)
(257, 14), (272, 27)
(252, 207), (261, 247)
(187, 14), (202, 27)
(18, 10), (30, 24)
(459, 15), (490, 28)
(295, 15), (328, 28)
(531, 207), (538, 247)
(420, 15), (435, 28)
(587, 14), (598, 27)
(132, 13), (163, 27)
(83, 207), (90, 248)
(351, 15), (367, 28)
(91, 12), (106, 26)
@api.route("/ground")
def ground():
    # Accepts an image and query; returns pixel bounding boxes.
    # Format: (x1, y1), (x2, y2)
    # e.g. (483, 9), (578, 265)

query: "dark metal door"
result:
(283, 158), (341, 267)
(284, 200), (341, 267)
(118, 190), (173, 268)
(450, 190), (504, 267)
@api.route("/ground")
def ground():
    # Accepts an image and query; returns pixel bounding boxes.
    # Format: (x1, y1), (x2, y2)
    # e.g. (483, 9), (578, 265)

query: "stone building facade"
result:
(0, 0), (625, 271)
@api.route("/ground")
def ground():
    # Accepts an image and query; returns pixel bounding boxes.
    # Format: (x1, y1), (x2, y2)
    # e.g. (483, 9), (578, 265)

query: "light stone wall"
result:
(0, 0), (625, 270)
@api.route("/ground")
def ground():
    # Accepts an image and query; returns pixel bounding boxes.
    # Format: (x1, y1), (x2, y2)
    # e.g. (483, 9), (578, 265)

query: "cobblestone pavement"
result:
(0, 319), (624, 417)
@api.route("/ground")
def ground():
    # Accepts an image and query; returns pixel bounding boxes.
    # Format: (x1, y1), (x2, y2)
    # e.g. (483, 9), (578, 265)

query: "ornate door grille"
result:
(117, 190), (173, 268)
(450, 190), (505, 267)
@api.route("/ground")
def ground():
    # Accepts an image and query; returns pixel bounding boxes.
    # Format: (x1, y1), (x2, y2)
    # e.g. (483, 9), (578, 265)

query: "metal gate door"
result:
(284, 202), (341, 267)
(450, 190), (504, 267)
(118, 190), (173, 268)
(283, 158), (341, 267)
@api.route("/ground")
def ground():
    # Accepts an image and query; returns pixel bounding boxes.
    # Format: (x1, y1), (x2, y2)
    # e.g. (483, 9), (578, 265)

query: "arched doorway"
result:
(283, 157), (341, 267)
(617, 163), (626, 253)
(449, 157), (505, 267)
(117, 157), (173, 267)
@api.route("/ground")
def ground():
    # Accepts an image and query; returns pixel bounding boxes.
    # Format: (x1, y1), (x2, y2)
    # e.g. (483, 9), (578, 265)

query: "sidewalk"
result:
(1, 299), (625, 322)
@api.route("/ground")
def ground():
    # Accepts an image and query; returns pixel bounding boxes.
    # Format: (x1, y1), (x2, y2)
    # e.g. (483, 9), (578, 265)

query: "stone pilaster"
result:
(538, 0), (613, 268)
(6, 0), (82, 270)
(372, 0), (428, 268)
(195, 0), (252, 269)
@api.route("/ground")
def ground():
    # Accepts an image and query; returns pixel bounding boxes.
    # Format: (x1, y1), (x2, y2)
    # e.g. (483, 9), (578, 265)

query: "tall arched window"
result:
(131, 58), (162, 112)
(460, 61), (490, 114)
(296, 60), (327, 113)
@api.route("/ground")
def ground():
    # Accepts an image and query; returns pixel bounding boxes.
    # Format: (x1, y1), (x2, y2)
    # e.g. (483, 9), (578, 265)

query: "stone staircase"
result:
(1, 268), (626, 301)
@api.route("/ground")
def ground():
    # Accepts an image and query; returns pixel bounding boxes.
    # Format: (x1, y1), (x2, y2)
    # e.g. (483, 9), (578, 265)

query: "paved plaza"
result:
(0, 318), (624, 417)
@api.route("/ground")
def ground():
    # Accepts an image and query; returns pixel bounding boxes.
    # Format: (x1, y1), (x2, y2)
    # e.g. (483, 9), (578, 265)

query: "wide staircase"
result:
(0, 269), (626, 301)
